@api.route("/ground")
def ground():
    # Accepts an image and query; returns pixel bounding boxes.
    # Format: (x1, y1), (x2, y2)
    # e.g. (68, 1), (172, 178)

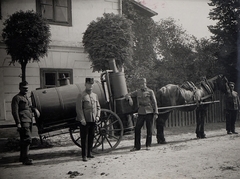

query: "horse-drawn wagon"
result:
(31, 59), (230, 152)
(31, 62), (138, 153)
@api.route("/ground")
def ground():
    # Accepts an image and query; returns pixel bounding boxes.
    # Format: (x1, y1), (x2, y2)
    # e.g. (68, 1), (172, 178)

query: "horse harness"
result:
(200, 78), (214, 101)
(181, 79), (214, 103)
(180, 81), (199, 102)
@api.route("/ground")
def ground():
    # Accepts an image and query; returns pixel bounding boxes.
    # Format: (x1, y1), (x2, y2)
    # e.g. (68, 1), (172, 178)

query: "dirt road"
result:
(0, 123), (240, 179)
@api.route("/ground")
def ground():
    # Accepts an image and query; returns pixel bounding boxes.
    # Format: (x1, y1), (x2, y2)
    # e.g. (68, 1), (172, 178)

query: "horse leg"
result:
(195, 109), (200, 138)
(156, 113), (169, 144)
(196, 108), (206, 138)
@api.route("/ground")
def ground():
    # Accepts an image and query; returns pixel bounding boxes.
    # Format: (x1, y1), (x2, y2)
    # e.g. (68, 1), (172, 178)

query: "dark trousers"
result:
(226, 110), (237, 132)
(19, 122), (32, 162)
(80, 122), (95, 157)
(134, 113), (153, 149)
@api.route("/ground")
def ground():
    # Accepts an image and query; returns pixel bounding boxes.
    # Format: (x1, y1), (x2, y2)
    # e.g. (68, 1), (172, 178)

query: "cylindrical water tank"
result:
(31, 81), (107, 126)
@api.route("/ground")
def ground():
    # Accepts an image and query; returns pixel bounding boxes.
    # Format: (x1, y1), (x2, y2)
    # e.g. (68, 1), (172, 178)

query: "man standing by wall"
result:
(225, 82), (239, 134)
(11, 81), (33, 165)
(76, 78), (101, 161)
(125, 78), (158, 151)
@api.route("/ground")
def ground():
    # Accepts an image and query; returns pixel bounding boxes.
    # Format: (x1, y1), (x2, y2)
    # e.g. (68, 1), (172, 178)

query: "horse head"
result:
(214, 74), (229, 94)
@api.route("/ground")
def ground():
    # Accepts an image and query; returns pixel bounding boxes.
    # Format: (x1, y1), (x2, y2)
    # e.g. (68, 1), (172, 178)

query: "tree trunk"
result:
(21, 61), (28, 82)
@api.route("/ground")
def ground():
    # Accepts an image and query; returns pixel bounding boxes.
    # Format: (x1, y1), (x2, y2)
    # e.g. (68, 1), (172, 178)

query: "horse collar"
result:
(201, 80), (213, 94)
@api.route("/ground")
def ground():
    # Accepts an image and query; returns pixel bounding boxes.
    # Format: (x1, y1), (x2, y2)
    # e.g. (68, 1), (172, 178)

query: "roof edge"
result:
(129, 0), (158, 17)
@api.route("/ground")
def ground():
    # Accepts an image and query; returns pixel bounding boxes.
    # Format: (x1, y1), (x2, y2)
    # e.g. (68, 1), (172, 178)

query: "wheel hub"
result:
(99, 127), (107, 135)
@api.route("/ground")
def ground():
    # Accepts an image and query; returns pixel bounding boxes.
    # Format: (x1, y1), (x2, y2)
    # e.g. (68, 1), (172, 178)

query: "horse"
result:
(155, 74), (229, 144)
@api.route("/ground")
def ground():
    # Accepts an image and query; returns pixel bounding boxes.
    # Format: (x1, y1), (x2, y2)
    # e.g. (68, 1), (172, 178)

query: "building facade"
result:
(0, 0), (157, 124)
(0, 0), (122, 123)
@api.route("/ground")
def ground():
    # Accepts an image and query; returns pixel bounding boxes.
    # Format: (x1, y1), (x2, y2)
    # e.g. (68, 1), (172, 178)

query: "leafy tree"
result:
(193, 38), (225, 81)
(153, 18), (225, 88)
(2, 10), (51, 82)
(122, 0), (158, 90)
(82, 13), (134, 72)
(208, 0), (240, 82)
(154, 18), (196, 87)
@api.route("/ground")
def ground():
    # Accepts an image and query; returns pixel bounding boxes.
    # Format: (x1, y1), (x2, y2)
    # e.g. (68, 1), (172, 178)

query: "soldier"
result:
(76, 78), (101, 161)
(125, 78), (158, 151)
(225, 82), (239, 134)
(11, 81), (33, 165)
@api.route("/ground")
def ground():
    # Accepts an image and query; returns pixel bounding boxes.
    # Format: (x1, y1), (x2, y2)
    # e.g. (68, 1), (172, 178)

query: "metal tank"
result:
(107, 58), (128, 99)
(31, 81), (107, 134)
(31, 59), (138, 135)
(109, 72), (128, 98)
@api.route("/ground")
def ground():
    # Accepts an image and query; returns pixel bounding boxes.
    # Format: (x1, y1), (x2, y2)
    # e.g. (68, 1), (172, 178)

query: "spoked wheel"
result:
(69, 123), (81, 148)
(93, 109), (123, 153)
(69, 108), (124, 153)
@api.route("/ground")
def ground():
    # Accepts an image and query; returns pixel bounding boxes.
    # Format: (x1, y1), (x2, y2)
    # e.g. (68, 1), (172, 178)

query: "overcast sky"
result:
(138, 0), (216, 39)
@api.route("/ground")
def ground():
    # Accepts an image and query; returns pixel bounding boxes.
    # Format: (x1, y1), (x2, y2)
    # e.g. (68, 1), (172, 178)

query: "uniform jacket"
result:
(128, 87), (158, 115)
(11, 93), (33, 124)
(76, 90), (101, 122)
(225, 90), (240, 110)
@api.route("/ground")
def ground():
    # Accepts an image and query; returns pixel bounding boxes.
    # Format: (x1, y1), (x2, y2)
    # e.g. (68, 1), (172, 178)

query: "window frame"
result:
(36, 0), (72, 26)
(40, 68), (73, 89)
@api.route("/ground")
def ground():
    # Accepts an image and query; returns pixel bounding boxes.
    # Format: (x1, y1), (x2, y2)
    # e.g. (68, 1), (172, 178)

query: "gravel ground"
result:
(0, 122), (240, 179)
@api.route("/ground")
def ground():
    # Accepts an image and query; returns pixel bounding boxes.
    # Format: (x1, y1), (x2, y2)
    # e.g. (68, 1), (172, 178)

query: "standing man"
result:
(225, 82), (239, 134)
(76, 78), (101, 161)
(125, 78), (158, 151)
(11, 81), (33, 165)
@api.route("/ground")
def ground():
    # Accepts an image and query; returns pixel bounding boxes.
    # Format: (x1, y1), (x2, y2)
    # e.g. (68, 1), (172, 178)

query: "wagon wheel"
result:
(69, 124), (81, 148)
(69, 108), (124, 153)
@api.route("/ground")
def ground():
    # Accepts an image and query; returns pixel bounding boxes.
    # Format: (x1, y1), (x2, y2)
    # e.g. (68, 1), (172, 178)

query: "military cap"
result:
(85, 78), (94, 84)
(19, 81), (29, 89)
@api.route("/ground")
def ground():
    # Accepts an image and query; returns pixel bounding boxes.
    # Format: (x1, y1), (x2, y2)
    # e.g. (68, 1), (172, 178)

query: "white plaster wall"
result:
(0, 0), (121, 122)
(50, 0), (120, 47)
(0, 0), (121, 45)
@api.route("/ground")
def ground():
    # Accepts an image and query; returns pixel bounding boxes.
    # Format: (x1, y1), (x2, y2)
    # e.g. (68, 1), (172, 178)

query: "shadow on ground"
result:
(0, 122), (232, 167)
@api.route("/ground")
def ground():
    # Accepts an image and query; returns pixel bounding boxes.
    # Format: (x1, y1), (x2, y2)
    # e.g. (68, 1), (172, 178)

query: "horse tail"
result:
(156, 88), (163, 107)
(156, 87), (174, 114)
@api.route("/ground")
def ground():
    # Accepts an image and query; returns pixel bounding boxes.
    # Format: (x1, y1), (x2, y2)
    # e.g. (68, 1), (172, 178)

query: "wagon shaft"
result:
(158, 100), (220, 110)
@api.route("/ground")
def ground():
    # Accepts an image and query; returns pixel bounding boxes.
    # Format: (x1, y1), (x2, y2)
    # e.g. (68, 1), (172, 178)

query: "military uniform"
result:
(225, 82), (239, 134)
(11, 81), (33, 165)
(126, 79), (158, 150)
(76, 78), (101, 160)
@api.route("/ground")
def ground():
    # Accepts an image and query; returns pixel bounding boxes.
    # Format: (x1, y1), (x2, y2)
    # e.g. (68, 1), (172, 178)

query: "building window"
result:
(36, 0), (72, 26)
(40, 68), (73, 88)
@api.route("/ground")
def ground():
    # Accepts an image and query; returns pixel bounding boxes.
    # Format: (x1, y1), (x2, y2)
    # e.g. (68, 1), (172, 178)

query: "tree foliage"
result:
(193, 38), (225, 80)
(208, 0), (240, 82)
(153, 18), (224, 88)
(154, 18), (196, 87)
(122, 1), (231, 90)
(2, 10), (51, 82)
(82, 13), (134, 72)
(122, 0), (157, 90)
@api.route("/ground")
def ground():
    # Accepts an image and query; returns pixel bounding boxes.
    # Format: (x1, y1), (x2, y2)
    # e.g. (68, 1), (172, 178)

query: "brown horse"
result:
(155, 75), (229, 144)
